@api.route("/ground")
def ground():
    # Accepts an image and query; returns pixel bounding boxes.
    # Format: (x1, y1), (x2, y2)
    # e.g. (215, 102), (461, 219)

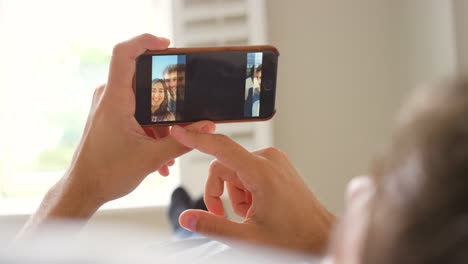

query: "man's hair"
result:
(249, 65), (255, 79)
(362, 79), (468, 264)
(163, 64), (186, 75)
(255, 64), (262, 73)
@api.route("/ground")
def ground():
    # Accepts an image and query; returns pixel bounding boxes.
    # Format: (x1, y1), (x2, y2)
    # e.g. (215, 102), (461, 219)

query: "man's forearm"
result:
(18, 171), (104, 237)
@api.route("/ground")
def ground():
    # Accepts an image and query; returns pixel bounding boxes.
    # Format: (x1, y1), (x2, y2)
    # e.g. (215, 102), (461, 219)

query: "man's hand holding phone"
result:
(67, 34), (216, 204)
(171, 126), (336, 254)
(21, 34), (216, 234)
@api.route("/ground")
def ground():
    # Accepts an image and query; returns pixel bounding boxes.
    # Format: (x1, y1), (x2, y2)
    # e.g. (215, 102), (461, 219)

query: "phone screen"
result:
(135, 49), (278, 125)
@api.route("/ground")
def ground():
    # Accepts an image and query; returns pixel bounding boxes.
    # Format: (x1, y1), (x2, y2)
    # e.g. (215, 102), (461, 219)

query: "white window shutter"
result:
(171, 0), (272, 196)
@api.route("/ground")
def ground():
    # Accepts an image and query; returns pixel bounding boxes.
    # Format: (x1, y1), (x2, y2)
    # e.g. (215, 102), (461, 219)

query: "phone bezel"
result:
(134, 45), (279, 126)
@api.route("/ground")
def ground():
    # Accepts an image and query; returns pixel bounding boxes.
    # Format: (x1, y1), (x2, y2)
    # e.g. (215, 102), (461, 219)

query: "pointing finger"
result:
(171, 126), (259, 178)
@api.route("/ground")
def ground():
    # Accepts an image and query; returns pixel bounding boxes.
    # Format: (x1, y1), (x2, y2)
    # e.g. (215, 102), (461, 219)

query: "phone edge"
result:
(134, 45), (279, 127)
(142, 45), (280, 56)
(139, 110), (276, 127)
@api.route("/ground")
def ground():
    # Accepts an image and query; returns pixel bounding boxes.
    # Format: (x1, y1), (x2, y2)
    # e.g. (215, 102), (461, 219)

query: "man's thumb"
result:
(179, 209), (250, 241)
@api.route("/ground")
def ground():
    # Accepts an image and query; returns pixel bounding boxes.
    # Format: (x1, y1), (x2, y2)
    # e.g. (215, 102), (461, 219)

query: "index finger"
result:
(204, 160), (237, 216)
(106, 33), (170, 99)
(171, 126), (259, 176)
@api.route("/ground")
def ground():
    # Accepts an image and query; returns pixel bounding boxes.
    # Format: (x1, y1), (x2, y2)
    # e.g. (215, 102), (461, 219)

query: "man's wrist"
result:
(34, 168), (106, 220)
(18, 170), (105, 236)
(49, 170), (106, 219)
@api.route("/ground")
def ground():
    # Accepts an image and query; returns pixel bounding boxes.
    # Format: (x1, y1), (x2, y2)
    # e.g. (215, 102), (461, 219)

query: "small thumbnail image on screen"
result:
(244, 52), (263, 117)
(151, 55), (186, 122)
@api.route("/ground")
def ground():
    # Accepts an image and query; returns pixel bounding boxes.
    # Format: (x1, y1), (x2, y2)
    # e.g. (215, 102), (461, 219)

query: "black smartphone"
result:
(134, 46), (279, 126)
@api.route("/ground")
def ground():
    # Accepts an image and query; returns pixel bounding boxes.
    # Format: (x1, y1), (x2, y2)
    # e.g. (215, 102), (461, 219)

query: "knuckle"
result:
(91, 84), (105, 105)
(92, 88), (100, 99)
(253, 156), (277, 176)
(257, 157), (272, 170)
(94, 84), (105, 94)
(264, 147), (286, 159)
(112, 42), (128, 56)
(211, 134), (230, 147)
(208, 159), (221, 172)
(209, 159), (220, 167)
(203, 221), (220, 235)
(265, 146), (281, 155)
(196, 216), (209, 232)
(139, 33), (153, 40)
(214, 134), (229, 143)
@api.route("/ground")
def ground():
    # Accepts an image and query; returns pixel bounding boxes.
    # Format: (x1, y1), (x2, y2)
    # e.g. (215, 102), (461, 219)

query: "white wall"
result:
(454, 0), (468, 74)
(266, 0), (458, 212)
(403, 0), (457, 87)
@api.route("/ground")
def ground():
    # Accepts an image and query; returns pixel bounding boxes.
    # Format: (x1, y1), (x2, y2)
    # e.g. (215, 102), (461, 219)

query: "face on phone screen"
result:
(135, 50), (278, 125)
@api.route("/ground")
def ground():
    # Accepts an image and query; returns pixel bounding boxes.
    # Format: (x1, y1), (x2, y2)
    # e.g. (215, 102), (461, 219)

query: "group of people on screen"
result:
(152, 58), (263, 122)
(151, 64), (186, 122)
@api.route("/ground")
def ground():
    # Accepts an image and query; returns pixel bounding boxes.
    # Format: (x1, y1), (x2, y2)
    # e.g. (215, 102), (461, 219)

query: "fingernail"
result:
(181, 214), (198, 231)
(159, 37), (170, 43)
(346, 176), (375, 205)
(201, 125), (211, 133)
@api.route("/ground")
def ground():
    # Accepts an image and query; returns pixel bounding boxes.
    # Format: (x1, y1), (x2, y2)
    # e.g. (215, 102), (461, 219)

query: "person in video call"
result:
(245, 65), (255, 100)
(163, 64), (184, 114)
(19, 34), (468, 264)
(151, 79), (175, 122)
(244, 66), (255, 116)
(252, 64), (262, 116)
(244, 64), (262, 117)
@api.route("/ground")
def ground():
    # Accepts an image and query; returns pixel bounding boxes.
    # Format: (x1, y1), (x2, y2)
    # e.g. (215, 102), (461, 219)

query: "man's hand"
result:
(171, 126), (335, 254)
(20, 34), (215, 235)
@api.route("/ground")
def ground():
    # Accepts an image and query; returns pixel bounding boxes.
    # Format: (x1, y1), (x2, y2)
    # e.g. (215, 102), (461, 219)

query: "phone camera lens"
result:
(264, 80), (274, 91)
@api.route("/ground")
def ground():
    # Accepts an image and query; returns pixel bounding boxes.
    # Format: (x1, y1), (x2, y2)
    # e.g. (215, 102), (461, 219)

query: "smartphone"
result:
(134, 46), (279, 126)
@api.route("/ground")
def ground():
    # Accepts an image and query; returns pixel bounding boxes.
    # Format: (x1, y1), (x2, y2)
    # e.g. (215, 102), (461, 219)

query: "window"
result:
(0, 0), (176, 214)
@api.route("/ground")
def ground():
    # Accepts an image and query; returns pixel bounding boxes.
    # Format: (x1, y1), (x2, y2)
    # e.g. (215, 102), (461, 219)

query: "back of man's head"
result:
(363, 79), (468, 264)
